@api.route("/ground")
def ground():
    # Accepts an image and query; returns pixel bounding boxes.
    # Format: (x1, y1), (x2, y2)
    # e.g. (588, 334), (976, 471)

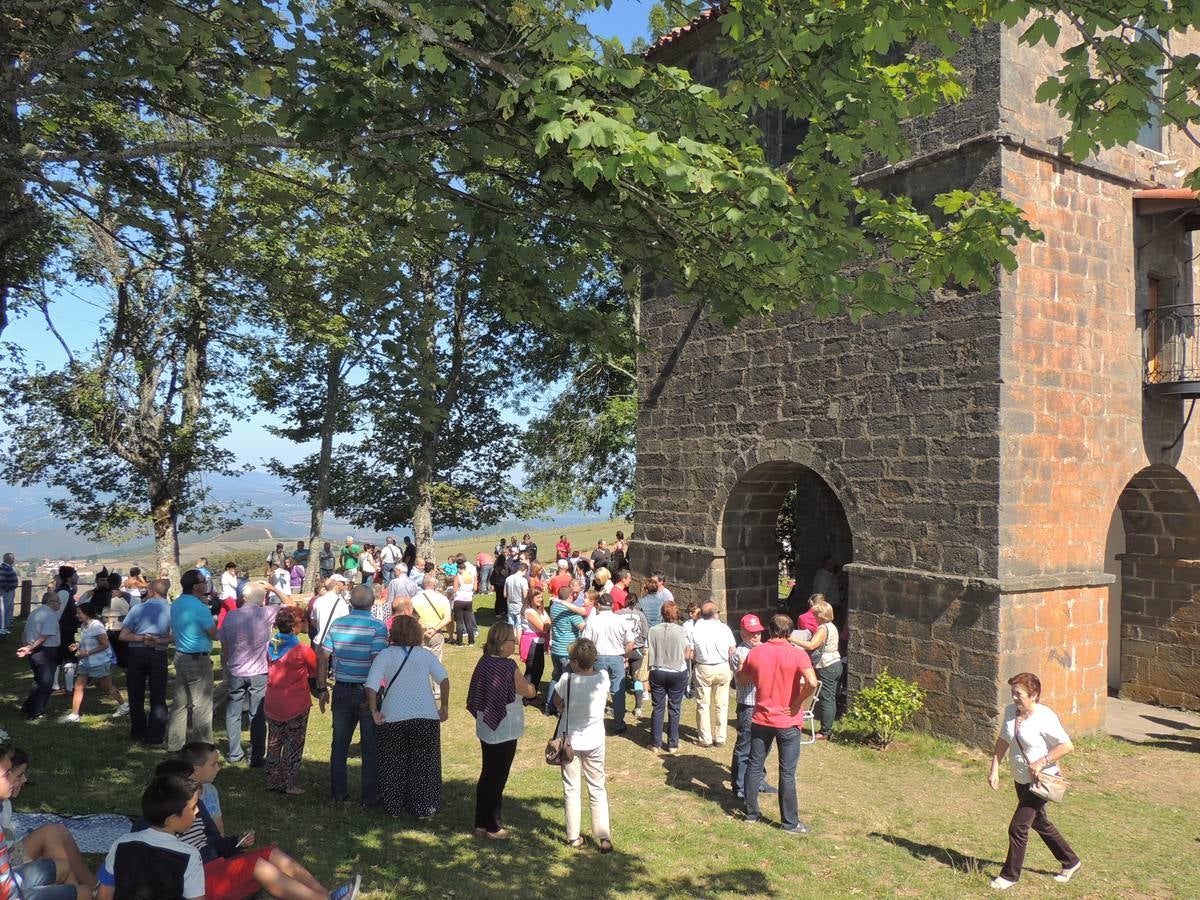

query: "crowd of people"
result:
(2, 531), (1084, 896)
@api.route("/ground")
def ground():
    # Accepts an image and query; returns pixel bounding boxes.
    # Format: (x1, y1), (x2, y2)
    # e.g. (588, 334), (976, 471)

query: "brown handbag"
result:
(1014, 717), (1069, 802)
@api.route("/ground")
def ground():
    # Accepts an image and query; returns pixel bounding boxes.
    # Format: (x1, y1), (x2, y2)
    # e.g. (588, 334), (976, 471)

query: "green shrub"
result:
(844, 669), (926, 748)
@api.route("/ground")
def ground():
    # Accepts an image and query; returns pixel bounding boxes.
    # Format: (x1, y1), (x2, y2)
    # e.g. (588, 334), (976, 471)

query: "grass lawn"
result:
(3, 601), (1198, 898)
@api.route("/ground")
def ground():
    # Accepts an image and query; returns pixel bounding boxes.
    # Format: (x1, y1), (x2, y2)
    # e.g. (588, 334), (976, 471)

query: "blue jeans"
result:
(18, 858), (77, 899)
(731, 702), (772, 798)
(507, 611), (522, 631)
(478, 565), (493, 593)
(746, 723), (802, 828)
(381, 563), (395, 586)
(330, 681), (378, 803)
(649, 668), (687, 749)
(595, 655), (627, 727)
(21, 648), (58, 719)
(0, 588), (14, 630)
(225, 672), (267, 765)
(543, 654), (570, 713)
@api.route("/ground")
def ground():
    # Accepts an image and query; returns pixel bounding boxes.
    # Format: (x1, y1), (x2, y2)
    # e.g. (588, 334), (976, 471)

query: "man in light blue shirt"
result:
(120, 577), (173, 746)
(167, 569), (217, 751)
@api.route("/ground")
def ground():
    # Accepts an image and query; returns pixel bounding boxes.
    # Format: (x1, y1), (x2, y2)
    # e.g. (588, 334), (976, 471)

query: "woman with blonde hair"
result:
(466, 623), (537, 838)
(789, 598), (840, 739)
(552, 638), (613, 852)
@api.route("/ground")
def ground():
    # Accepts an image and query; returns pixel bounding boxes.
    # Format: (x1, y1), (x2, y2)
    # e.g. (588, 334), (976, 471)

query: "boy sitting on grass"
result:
(151, 755), (358, 900)
(96, 772), (207, 900)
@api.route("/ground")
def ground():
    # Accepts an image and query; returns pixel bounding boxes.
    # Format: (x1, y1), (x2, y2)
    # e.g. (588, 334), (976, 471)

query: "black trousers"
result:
(126, 646), (169, 744)
(524, 642), (546, 691)
(475, 739), (517, 833)
(1000, 781), (1079, 881)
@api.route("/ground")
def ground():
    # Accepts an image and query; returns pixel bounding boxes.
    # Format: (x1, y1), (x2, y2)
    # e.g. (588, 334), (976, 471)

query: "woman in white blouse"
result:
(367, 615), (450, 820)
(987, 672), (1081, 890)
(552, 637), (613, 852)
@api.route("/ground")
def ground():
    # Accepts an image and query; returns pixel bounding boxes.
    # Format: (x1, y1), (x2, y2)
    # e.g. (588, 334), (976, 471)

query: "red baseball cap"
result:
(740, 613), (764, 633)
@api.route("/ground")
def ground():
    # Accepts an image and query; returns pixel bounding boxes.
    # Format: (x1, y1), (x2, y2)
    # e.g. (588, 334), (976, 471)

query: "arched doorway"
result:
(719, 460), (853, 624)
(1111, 463), (1200, 710)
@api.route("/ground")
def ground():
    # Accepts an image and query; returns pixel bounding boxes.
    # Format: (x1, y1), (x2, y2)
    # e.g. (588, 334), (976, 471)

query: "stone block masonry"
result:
(637, 16), (1200, 746)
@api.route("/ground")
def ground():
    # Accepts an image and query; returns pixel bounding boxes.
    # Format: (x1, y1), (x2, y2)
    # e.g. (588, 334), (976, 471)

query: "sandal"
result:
(566, 837), (585, 849)
(598, 839), (614, 854)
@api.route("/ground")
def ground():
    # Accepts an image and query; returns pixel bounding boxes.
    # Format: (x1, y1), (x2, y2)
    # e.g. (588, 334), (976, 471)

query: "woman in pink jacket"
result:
(264, 607), (317, 795)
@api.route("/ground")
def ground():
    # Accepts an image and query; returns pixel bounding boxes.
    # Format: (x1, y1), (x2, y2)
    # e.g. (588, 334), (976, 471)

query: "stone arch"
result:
(714, 446), (856, 620)
(1112, 463), (1200, 710)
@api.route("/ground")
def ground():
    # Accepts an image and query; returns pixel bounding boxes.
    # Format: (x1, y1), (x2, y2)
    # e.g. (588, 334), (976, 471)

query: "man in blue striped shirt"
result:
(317, 585), (388, 805)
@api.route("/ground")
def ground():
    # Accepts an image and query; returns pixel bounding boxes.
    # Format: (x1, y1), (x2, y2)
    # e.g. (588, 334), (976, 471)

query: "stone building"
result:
(638, 13), (1200, 747)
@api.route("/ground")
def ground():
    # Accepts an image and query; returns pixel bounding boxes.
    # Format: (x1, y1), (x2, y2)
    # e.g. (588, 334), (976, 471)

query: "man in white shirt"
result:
(812, 556), (841, 608)
(270, 563), (291, 599)
(583, 593), (635, 734)
(690, 600), (737, 747)
(220, 563), (239, 601)
(378, 536), (403, 586)
(309, 575), (349, 647)
(504, 563), (530, 631)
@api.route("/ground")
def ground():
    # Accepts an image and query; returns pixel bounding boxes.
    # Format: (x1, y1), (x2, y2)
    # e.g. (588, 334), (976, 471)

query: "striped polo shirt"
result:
(321, 609), (388, 683)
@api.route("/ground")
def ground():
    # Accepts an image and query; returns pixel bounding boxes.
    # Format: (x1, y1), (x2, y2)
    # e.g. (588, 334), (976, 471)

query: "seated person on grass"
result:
(0, 742), (81, 900)
(96, 773), (206, 900)
(0, 747), (97, 897)
(153, 754), (359, 900)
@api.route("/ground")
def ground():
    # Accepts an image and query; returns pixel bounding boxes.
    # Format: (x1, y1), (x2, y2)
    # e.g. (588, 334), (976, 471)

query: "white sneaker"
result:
(1054, 862), (1082, 883)
(60, 713), (81, 723)
(989, 876), (1016, 891)
(111, 702), (130, 718)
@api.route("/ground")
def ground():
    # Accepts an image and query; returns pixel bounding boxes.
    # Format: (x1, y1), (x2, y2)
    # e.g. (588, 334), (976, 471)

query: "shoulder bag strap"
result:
(555, 672), (572, 735)
(379, 648), (413, 701)
(1012, 714), (1034, 763)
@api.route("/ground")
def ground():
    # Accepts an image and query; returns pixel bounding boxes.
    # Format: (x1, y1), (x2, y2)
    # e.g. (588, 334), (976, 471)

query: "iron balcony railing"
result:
(1145, 303), (1200, 395)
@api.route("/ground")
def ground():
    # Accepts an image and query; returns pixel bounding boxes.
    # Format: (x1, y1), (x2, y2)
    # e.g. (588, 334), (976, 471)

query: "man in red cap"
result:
(731, 613), (774, 800)
(737, 613), (818, 833)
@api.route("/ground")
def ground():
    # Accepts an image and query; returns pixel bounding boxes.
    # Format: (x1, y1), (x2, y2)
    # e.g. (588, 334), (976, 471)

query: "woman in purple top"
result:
(466, 623), (536, 838)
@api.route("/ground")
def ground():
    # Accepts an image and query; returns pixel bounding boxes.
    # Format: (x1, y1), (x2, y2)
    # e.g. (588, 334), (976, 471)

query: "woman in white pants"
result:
(552, 638), (613, 852)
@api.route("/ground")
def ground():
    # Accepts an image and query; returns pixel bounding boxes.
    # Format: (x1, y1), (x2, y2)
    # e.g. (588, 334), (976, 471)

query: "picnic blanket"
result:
(11, 812), (132, 853)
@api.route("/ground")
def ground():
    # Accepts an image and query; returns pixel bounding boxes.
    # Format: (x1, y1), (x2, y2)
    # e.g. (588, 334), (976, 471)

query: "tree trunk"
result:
(303, 348), (343, 593)
(149, 485), (182, 596)
(412, 440), (437, 565)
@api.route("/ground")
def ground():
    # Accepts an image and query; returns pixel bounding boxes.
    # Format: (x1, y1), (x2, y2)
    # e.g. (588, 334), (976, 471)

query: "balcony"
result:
(1144, 304), (1200, 398)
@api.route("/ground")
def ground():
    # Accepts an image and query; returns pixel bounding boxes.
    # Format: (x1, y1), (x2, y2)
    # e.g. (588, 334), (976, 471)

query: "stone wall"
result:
(637, 16), (1200, 745)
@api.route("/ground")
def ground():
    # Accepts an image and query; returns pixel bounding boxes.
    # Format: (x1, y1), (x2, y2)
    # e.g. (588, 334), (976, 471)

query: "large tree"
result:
(1, 134), (247, 587)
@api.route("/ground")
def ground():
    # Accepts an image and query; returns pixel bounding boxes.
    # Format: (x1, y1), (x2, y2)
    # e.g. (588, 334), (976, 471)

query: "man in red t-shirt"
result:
(609, 569), (632, 612)
(737, 613), (817, 834)
(555, 535), (571, 560)
(547, 560), (572, 600)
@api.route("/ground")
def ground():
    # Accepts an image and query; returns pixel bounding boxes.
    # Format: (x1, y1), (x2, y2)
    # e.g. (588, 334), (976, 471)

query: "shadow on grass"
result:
(870, 832), (1056, 878)
(661, 753), (741, 814)
(1136, 732), (1200, 753)
(869, 832), (1000, 874)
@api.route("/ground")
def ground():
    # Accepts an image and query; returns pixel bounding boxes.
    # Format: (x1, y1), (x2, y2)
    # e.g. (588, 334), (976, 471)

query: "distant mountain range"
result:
(0, 470), (612, 560)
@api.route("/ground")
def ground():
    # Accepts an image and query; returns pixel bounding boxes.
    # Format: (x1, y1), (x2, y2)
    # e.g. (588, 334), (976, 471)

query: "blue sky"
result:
(5, 2), (653, 469)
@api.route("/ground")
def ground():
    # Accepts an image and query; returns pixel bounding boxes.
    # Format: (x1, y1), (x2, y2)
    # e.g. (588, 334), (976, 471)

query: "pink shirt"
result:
(741, 638), (814, 729)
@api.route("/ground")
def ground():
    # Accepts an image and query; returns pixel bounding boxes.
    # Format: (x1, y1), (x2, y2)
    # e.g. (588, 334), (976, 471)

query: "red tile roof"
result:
(646, 3), (727, 58)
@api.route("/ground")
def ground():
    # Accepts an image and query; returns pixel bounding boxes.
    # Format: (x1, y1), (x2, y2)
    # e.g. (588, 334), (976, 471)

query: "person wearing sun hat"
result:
(731, 613), (775, 800)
